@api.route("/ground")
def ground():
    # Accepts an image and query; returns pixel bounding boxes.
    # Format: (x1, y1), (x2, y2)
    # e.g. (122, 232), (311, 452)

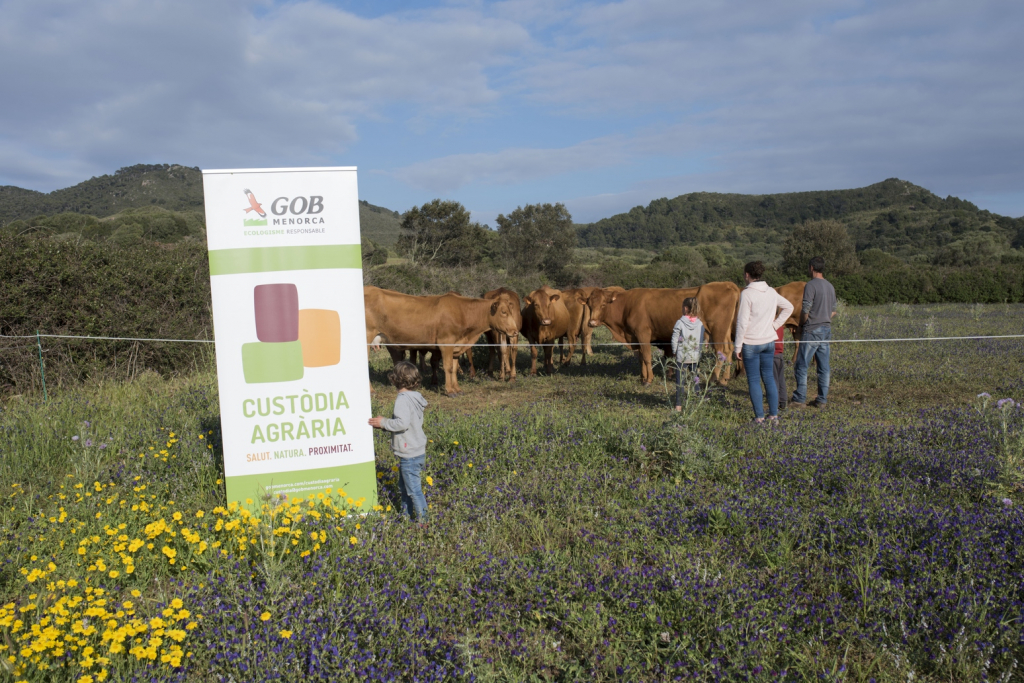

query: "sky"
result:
(1, 0), (1022, 223)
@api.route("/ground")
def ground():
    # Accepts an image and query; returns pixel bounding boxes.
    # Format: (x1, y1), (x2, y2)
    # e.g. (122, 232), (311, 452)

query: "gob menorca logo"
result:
(242, 189), (326, 228)
(270, 195), (325, 225)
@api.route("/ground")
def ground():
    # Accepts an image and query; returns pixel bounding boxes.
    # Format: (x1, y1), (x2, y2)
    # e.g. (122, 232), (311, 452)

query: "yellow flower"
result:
(467, 463), (473, 468)
(170, 599), (183, 610)
(349, 536), (358, 545)
(131, 590), (141, 598)
(425, 476), (434, 486)
(259, 611), (271, 621)
(279, 629), (293, 639)
(108, 570), (119, 579)
(453, 441), (459, 445)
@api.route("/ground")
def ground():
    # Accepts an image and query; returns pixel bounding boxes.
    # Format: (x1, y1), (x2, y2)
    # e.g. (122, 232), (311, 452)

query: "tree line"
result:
(389, 199), (577, 282)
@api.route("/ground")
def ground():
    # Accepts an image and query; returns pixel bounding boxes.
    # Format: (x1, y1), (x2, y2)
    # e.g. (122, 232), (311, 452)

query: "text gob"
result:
(270, 196), (324, 216)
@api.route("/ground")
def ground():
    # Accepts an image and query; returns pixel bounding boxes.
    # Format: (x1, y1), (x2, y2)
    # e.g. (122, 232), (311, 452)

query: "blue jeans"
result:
(675, 362), (698, 407)
(742, 342), (778, 419)
(397, 454), (428, 522)
(793, 325), (831, 405)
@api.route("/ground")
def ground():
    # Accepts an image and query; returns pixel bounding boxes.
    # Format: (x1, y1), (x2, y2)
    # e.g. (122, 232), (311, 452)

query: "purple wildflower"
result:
(71, 435), (79, 441)
(977, 392), (991, 398)
(1004, 498), (1014, 507)
(85, 439), (93, 447)
(996, 398), (1016, 408)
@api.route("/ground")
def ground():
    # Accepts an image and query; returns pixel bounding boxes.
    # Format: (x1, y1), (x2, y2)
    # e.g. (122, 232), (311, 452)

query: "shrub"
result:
(782, 219), (860, 275)
(0, 233), (213, 393)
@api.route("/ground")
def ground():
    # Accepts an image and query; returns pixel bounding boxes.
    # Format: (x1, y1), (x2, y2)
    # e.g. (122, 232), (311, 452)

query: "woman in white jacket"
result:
(734, 261), (794, 422)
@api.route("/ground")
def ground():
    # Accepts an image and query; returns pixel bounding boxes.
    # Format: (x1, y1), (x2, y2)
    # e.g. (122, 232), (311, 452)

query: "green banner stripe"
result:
(225, 461), (378, 512)
(209, 244), (362, 275)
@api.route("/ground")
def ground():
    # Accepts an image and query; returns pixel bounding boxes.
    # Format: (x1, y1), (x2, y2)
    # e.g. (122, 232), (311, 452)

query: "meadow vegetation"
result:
(1, 304), (1022, 681)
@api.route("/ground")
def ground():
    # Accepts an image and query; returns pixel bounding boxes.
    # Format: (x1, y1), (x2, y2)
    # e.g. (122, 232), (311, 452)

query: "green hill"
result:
(0, 163), (403, 246)
(577, 178), (1024, 264)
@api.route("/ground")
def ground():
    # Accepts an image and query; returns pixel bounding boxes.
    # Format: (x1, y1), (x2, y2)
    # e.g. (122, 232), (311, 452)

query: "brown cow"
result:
(559, 288), (590, 365)
(562, 286), (625, 357)
(363, 287), (520, 396)
(520, 285), (575, 375)
(775, 281), (806, 361)
(583, 282), (741, 385)
(482, 287), (522, 381)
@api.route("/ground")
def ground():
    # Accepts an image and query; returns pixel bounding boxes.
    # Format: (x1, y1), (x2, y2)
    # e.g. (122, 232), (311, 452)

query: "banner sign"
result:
(202, 167), (376, 510)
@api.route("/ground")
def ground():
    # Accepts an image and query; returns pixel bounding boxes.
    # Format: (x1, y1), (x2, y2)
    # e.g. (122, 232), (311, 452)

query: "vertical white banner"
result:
(201, 167), (376, 509)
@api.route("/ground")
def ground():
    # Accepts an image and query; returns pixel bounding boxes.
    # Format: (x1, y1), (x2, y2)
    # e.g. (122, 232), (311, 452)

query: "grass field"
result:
(1, 304), (1023, 682)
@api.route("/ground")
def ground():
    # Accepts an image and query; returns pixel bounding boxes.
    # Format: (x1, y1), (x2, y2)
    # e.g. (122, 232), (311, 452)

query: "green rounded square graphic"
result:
(242, 342), (304, 383)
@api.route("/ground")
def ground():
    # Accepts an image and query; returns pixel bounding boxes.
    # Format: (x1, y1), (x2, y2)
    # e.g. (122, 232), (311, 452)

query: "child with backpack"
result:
(670, 297), (705, 412)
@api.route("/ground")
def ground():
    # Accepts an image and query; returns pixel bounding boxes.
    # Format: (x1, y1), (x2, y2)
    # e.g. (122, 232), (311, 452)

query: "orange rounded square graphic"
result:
(298, 309), (341, 367)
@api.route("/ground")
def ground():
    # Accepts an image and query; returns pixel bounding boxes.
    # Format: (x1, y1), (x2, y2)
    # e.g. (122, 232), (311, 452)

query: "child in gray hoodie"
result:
(670, 297), (705, 411)
(368, 361), (430, 522)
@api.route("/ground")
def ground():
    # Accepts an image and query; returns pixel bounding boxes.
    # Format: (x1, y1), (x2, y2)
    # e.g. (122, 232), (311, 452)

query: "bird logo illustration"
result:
(243, 189), (267, 218)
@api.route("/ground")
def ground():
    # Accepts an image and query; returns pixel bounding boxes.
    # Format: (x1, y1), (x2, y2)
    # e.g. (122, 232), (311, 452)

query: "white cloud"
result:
(2, 0), (1022, 219)
(392, 134), (633, 192)
(392, 0), (1024, 209)
(0, 0), (529, 189)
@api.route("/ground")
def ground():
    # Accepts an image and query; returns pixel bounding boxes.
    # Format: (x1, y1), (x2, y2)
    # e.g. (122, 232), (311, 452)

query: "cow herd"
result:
(364, 281), (807, 396)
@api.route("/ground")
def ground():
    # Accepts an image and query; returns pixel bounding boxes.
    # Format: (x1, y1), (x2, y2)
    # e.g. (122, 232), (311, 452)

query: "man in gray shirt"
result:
(791, 256), (837, 408)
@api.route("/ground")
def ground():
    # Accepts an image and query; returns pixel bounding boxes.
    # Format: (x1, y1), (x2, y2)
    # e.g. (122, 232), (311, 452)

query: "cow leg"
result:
(724, 335), (737, 384)
(582, 304), (595, 355)
(562, 331), (575, 366)
(530, 342), (539, 376)
(489, 334), (501, 380)
(706, 331), (724, 385)
(507, 334), (518, 382)
(444, 349), (461, 395)
(637, 335), (654, 385)
(544, 341), (556, 374)
(466, 346), (477, 379)
(429, 351), (440, 386)
(496, 333), (507, 381)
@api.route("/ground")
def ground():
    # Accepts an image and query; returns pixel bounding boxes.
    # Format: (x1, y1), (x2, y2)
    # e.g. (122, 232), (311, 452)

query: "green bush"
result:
(832, 265), (1024, 305)
(0, 232), (213, 393)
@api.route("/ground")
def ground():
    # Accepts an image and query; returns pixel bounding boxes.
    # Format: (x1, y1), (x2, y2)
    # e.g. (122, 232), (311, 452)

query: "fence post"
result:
(36, 330), (47, 402)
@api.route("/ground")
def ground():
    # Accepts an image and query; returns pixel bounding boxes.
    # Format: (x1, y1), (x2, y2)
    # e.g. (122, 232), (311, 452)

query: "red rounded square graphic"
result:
(254, 284), (299, 342)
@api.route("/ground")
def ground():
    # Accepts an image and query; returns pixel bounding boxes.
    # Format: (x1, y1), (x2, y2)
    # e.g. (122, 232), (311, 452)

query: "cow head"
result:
(487, 292), (520, 337)
(585, 288), (618, 327)
(524, 287), (561, 326)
